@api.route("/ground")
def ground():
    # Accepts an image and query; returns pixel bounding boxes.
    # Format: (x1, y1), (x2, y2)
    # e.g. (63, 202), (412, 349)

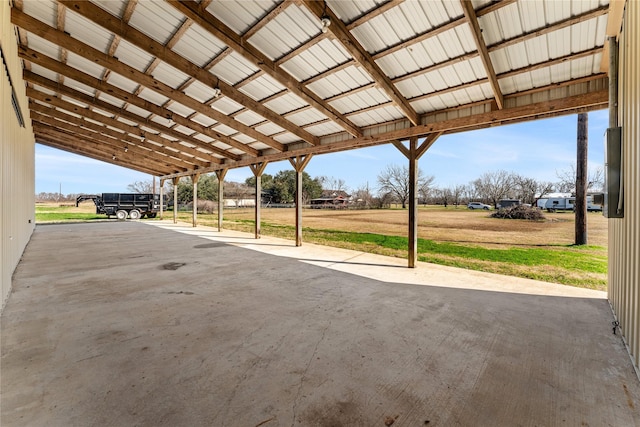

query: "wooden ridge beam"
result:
(301, 0), (419, 125)
(56, 0), (318, 147)
(167, 0), (363, 138)
(461, 0), (504, 109)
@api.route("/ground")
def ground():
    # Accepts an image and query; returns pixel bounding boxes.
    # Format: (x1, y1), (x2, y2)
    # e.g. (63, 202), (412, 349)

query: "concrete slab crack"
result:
(290, 320), (331, 426)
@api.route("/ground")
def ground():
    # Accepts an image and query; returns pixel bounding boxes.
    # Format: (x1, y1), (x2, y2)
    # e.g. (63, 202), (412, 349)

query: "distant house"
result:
(310, 190), (351, 209)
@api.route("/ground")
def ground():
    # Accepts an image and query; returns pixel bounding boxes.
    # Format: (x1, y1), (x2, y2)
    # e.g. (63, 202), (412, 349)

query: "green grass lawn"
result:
(35, 205), (104, 221)
(178, 214), (607, 290)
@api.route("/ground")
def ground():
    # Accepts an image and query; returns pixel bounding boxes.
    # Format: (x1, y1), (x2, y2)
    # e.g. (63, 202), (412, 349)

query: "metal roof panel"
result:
(307, 66), (373, 99)
(264, 93), (307, 115)
(190, 113), (217, 128)
(65, 51), (106, 80)
(210, 97), (244, 116)
(128, 0), (185, 45)
(206, 0), (279, 35)
(22, 0), (56, 27)
(64, 9), (112, 54)
(248, 4), (321, 61)
(171, 24), (227, 68)
(104, 71), (139, 94)
(137, 87), (170, 107)
(150, 62), (191, 90)
(92, 0), (126, 18)
(114, 39), (156, 73)
(211, 52), (261, 86)
(23, 33), (60, 60)
(280, 38), (352, 82)
(183, 80), (219, 104)
(238, 75), (287, 101)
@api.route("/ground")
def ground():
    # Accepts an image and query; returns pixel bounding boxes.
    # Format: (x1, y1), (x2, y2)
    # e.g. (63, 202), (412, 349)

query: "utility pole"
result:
(575, 113), (588, 245)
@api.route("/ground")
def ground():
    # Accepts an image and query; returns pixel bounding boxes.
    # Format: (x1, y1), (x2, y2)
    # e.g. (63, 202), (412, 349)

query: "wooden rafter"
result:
(242, 0), (295, 41)
(371, 0), (516, 61)
(29, 103), (210, 169)
(32, 112), (196, 171)
(160, 88), (608, 179)
(345, 0), (404, 31)
(460, 0), (503, 110)
(488, 5), (609, 53)
(34, 124), (179, 174)
(18, 45), (257, 158)
(24, 73), (233, 162)
(35, 135), (165, 176)
(56, 1), (316, 148)
(167, 0), (363, 138)
(301, 0), (419, 125)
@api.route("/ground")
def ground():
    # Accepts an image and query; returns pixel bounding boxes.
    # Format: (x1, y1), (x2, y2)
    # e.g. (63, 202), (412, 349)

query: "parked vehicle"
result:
(76, 193), (165, 220)
(545, 197), (574, 212)
(467, 202), (491, 210)
(497, 199), (521, 209)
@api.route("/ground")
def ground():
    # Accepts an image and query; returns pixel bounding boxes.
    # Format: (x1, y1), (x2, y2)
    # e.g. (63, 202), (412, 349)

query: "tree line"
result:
(39, 164), (604, 210)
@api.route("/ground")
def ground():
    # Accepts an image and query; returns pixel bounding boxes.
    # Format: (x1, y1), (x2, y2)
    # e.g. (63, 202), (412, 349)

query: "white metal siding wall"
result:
(609, 0), (640, 373)
(1, 0), (35, 311)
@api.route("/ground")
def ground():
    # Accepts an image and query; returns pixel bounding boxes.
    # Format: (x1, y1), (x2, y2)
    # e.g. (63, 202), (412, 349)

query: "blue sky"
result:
(36, 110), (608, 195)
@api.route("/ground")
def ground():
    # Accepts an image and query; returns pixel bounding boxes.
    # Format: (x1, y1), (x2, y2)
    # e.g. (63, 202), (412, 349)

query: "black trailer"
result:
(76, 193), (164, 220)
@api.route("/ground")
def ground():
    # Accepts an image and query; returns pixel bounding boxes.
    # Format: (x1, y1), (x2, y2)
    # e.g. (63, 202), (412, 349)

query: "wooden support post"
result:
(289, 155), (313, 247)
(192, 173), (200, 227)
(159, 179), (165, 220)
(575, 113), (588, 245)
(408, 138), (418, 268)
(249, 163), (268, 239)
(172, 177), (180, 224)
(216, 169), (228, 232)
(393, 133), (442, 268)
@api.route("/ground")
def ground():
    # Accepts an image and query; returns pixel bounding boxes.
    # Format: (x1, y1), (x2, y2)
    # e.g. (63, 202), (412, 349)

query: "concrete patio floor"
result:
(2, 220), (639, 426)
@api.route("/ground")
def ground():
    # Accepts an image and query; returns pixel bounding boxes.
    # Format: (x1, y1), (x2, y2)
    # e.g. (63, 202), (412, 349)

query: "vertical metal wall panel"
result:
(1, 0), (36, 311)
(609, 0), (640, 373)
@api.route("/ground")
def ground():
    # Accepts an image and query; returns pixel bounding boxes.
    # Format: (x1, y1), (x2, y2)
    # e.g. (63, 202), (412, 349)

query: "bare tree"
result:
(473, 170), (516, 208)
(377, 164), (433, 209)
(513, 175), (555, 205)
(451, 184), (465, 207)
(127, 180), (154, 193)
(555, 165), (605, 193)
(319, 176), (348, 193)
(418, 175), (436, 205)
(353, 183), (375, 208)
(435, 187), (453, 207)
(462, 184), (480, 204)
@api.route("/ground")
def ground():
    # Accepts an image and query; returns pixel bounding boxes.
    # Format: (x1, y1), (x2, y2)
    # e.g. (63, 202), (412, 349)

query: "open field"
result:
(38, 203), (608, 290)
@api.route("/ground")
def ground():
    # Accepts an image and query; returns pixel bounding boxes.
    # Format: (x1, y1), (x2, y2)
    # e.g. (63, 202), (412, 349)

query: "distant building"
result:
(310, 190), (351, 209)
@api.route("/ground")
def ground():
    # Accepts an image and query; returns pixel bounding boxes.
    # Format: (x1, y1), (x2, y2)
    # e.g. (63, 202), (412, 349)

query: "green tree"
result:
(246, 171), (322, 203)
(175, 174), (218, 204)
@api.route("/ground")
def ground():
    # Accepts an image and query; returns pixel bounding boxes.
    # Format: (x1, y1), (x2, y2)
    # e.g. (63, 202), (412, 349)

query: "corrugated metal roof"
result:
(14, 0), (611, 177)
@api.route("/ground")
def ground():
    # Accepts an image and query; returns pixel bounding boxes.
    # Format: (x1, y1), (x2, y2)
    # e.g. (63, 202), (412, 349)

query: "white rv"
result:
(545, 197), (575, 212)
(544, 195), (602, 212)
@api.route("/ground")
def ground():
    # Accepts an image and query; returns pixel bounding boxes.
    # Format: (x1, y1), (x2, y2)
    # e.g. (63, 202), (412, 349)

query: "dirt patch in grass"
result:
(223, 207), (608, 249)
